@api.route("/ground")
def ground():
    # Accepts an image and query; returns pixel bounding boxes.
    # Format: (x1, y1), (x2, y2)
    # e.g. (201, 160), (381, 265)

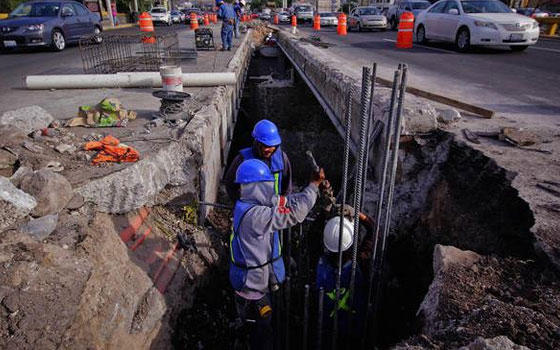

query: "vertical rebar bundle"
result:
(303, 284), (310, 350)
(317, 287), (324, 350)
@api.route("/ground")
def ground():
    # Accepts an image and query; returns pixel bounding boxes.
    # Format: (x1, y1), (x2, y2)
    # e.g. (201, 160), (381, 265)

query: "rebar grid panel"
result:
(79, 33), (180, 74)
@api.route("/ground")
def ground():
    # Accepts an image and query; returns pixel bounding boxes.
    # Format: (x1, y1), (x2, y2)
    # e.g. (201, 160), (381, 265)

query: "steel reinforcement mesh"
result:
(79, 33), (180, 74)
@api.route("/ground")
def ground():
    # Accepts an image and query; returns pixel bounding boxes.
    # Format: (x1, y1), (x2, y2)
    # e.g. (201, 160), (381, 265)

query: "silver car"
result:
(348, 6), (388, 31)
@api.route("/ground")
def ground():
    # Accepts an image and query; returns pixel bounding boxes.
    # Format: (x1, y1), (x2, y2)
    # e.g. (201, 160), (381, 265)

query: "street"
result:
(280, 24), (560, 125)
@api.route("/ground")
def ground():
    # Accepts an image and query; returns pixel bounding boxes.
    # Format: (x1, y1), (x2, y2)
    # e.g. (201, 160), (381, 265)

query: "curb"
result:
(540, 34), (560, 41)
(104, 23), (137, 31)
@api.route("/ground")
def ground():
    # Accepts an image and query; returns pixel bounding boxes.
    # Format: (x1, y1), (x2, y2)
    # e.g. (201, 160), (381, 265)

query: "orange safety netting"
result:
(84, 135), (140, 165)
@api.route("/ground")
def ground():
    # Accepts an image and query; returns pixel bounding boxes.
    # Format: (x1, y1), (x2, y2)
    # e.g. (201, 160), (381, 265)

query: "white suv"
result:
(150, 7), (172, 26)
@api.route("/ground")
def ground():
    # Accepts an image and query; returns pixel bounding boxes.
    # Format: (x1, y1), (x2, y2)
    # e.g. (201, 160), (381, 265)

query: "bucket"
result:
(160, 66), (183, 92)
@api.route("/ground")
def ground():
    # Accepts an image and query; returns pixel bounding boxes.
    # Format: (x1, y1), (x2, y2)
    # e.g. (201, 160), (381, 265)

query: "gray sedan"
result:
(0, 1), (103, 51)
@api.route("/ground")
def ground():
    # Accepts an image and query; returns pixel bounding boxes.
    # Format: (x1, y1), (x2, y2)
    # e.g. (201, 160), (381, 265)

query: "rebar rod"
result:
(285, 276), (291, 350)
(303, 284), (310, 350)
(349, 66), (372, 307)
(317, 287), (324, 350)
(360, 64), (377, 211)
(287, 227), (292, 278)
(332, 86), (354, 349)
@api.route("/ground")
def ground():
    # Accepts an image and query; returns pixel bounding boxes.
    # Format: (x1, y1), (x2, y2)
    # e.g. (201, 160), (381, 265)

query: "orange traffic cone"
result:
(337, 13), (347, 36)
(313, 14), (321, 31)
(190, 13), (199, 30)
(203, 13), (210, 26)
(274, 14), (279, 25)
(396, 12), (414, 48)
(139, 12), (155, 43)
(291, 15), (297, 33)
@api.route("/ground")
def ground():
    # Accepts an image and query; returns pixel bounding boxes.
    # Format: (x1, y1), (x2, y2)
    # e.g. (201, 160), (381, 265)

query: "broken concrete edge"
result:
(75, 30), (255, 216)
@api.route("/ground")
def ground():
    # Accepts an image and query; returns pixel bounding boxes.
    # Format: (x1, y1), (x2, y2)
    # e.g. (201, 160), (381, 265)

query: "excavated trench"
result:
(170, 43), (548, 350)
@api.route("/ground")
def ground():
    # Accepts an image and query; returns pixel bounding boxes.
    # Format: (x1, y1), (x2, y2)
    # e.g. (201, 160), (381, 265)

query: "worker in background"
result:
(224, 119), (292, 203)
(217, 0), (236, 51)
(233, 0), (244, 38)
(230, 158), (325, 350)
(316, 207), (375, 348)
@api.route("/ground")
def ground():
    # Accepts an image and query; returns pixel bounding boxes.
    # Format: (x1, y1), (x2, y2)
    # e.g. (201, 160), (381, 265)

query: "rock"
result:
(22, 140), (44, 153)
(0, 176), (37, 231)
(402, 104), (439, 135)
(55, 144), (76, 154)
(0, 126), (27, 148)
(0, 105), (54, 135)
(19, 169), (73, 217)
(66, 193), (85, 210)
(458, 336), (530, 350)
(500, 127), (538, 147)
(20, 214), (58, 240)
(432, 244), (481, 274)
(9, 166), (33, 187)
(0, 148), (18, 177)
(437, 108), (462, 124)
(45, 160), (64, 173)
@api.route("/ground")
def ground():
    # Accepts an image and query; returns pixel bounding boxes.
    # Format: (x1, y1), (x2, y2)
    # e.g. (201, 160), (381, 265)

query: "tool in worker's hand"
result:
(306, 150), (320, 173)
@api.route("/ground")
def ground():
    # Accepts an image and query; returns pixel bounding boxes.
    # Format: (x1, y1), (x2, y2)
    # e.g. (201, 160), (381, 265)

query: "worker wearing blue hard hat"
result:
(224, 119), (293, 203)
(229, 158), (325, 350)
(216, 0), (237, 51)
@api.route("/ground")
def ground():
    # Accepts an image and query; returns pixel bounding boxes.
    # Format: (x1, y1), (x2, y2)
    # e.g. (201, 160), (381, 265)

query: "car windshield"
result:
(461, 1), (512, 13)
(280, 12), (288, 15)
(10, 2), (60, 17)
(411, 2), (430, 9)
(295, 5), (312, 12)
(359, 8), (380, 15)
(319, 12), (336, 17)
(151, 8), (166, 13)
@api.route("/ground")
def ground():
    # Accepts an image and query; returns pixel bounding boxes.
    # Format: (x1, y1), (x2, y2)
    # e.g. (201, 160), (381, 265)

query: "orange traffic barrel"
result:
(190, 12), (199, 30)
(337, 13), (347, 36)
(139, 12), (154, 32)
(396, 12), (414, 48)
(313, 14), (321, 31)
(291, 15), (297, 27)
(213, 13), (218, 24)
(274, 14), (279, 25)
(203, 13), (210, 26)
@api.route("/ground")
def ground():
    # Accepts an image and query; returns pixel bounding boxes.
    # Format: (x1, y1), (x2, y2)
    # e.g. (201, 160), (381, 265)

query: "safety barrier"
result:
(138, 12), (154, 33)
(274, 14), (279, 25)
(396, 12), (413, 48)
(203, 13), (210, 26)
(536, 17), (560, 36)
(190, 12), (199, 30)
(313, 14), (321, 31)
(337, 13), (347, 36)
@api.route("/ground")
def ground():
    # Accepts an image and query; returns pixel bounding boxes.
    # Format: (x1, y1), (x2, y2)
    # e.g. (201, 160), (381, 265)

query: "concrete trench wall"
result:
(76, 31), (253, 216)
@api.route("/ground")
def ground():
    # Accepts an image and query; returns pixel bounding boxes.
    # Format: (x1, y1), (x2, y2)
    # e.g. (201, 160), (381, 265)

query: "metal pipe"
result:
(366, 68), (402, 312)
(303, 284), (310, 350)
(25, 72), (237, 89)
(349, 67), (372, 306)
(317, 287), (325, 350)
(332, 86), (354, 349)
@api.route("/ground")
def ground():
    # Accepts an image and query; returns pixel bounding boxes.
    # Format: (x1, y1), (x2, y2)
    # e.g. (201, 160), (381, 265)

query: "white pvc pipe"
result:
(25, 72), (237, 90)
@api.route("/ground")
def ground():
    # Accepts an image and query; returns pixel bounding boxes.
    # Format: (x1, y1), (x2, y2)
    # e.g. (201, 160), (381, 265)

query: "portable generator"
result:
(194, 28), (215, 50)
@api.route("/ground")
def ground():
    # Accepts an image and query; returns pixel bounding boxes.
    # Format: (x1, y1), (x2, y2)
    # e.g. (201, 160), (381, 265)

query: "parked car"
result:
(278, 11), (291, 23)
(348, 6), (388, 31)
(318, 12), (338, 26)
(0, 0), (102, 51)
(294, 4), (314, 23)
(515, 8), (549, 18)
(387, 0), (431, 29)
(259, 12), (271, 20)
(415, 0), (540, 52)
(185, 8), (204, 24)
(150, 7), (172, 26)
(170, 10), (184, 23)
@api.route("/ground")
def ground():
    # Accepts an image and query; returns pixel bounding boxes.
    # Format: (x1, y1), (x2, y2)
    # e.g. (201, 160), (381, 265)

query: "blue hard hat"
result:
(252, 119), (281, 147)
(235, 159), (275, 184)
(215, 0), (223, 6)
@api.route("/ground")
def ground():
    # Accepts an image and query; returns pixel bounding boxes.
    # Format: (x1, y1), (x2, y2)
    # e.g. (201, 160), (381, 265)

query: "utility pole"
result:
(105, 0), (115, 27)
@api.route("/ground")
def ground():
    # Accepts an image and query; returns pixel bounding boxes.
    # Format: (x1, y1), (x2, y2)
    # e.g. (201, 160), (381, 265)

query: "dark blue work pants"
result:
(221, 23), (234, 49)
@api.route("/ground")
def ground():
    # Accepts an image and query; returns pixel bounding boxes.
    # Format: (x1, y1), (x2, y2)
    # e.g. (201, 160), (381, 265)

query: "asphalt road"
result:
(282, 24), (560, 125)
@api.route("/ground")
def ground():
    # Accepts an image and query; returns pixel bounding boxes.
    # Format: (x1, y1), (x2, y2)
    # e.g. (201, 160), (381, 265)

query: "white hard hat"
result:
(240, 0), (246, 5)
(323, 217), (354, 253)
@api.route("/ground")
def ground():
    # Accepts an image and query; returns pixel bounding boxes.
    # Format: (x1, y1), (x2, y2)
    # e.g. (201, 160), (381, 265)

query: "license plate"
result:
(510, 34), (523, 41)
(3, 40), (16, 47)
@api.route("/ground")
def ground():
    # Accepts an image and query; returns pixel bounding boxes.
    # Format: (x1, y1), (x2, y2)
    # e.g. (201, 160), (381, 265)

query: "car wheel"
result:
(51, 30), (65, 51)
(510, 45), (528, 52)
(390, 17), (398, 30)
(94, 26), (102, 44)
(416, 24), (427, 44)
(456, 27), (471, 52)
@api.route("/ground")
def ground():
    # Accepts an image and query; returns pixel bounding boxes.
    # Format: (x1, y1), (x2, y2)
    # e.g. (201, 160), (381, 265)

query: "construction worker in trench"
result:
(216, 0), (236, 51)
(224, 119), (293, 203)
(230, 158), (325, 350)
(316, 207), (375, 347)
